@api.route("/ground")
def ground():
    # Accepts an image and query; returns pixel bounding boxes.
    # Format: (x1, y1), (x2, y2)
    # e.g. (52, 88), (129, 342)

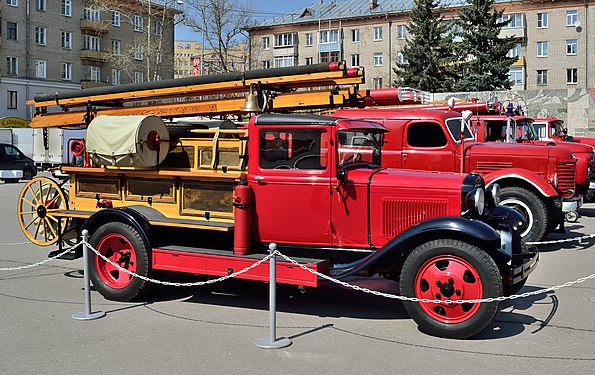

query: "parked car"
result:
(0, 143), (37, 183)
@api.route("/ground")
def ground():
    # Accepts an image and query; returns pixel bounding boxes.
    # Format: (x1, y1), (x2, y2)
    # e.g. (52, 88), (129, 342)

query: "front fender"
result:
(482, 168), (558, 197)
(333, 216), (502, 279)
(80, 207), (151, 248)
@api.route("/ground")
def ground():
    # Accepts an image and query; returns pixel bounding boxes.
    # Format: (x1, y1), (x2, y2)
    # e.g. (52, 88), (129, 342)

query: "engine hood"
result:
(466, 142), (573, 160)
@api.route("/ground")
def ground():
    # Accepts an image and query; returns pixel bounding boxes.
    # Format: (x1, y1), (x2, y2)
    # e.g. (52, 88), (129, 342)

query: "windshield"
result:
(515, 120), (538, 141)
(337, 130), (382, 168)
(445, 118), (474, 141)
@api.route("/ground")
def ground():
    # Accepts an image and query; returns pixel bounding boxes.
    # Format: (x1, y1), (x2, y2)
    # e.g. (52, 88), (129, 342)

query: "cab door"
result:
(402, 121), (457, 172)
(248, 127), (332, 247)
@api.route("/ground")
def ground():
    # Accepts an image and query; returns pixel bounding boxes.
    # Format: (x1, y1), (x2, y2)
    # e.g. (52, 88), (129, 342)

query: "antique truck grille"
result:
(383, 198), (448, 238)
(557, 162), (576, 196)
(474, 161), (513, 173)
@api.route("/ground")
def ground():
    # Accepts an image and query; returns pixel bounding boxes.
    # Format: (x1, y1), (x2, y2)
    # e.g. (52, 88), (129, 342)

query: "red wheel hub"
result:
(414, 255), (483, 324)
(95, 233), (137, 289)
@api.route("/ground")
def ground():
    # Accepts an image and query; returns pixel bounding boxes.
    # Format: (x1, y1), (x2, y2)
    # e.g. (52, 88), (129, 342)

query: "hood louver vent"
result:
(383, 198), (447, 238)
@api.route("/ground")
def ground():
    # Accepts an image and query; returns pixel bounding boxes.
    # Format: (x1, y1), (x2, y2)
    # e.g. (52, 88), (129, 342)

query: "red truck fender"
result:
(480, 168), (559, 198)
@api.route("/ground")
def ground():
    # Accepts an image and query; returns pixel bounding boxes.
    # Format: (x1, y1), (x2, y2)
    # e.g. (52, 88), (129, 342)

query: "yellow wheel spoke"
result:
(22, 197), (36, 207)
(46, 194), (60, 208)
(45, 218), (58, 238)
(19, 210), (37, 215)
(44, 185), (52, 204)
(46, 214), (59, 224)
(24, 216), (39, 230)
(34, 218), (42, 239)
(26, 185), (41, 206)
(42, 221), (48, 243)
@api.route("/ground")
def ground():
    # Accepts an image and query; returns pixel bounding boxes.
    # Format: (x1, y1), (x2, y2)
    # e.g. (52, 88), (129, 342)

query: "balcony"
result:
(499, 26), (526, 40)
(80, 19), (110, 35)
(512, 56), (525, 67)
(80, 50), (110, 64)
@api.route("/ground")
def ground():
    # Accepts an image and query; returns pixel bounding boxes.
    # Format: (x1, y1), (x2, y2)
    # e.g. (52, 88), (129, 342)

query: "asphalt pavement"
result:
(1, 178), (594, 374)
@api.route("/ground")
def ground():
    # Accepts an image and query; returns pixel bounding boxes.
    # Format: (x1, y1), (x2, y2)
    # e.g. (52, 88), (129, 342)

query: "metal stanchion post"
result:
(72, 230), (106, 321)
(255, 243), (292, 349)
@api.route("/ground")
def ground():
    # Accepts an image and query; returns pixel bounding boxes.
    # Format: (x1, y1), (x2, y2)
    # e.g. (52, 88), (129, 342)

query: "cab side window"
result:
(4, 145), (20, 159)
(260, 129), (327, 170)
(407, 122), (447, 147)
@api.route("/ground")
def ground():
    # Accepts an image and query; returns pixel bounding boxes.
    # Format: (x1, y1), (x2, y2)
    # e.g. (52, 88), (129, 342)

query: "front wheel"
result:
(89, 222), (151, 302)
(499, 187), (547, 243)
(400, 239), (502, 339)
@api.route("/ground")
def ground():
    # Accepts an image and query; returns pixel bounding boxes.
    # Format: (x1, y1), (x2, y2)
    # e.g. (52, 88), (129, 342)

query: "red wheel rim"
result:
(95, 233), (137, 289)
(414, 255), (483, 324)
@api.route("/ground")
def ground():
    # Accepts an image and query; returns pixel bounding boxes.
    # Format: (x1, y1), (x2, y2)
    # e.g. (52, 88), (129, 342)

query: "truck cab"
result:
(332, 108), (578, 242)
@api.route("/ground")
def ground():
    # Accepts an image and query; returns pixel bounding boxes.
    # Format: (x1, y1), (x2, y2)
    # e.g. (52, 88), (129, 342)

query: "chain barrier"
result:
(1, 238), (594, 305)
(0, 242), (33, 246)
(527, 233), (595, 246)
(0, 244), (80, 271)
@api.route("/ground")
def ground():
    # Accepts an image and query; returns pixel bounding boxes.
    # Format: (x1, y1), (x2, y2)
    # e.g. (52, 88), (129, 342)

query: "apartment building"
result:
(0, 0), (175, 120)
(174, 40), (249, 78)
(247, 0), (595, 91)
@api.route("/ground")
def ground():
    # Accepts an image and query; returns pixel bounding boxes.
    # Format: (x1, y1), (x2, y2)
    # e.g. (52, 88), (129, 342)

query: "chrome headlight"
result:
(465, 188), (485, 216)
(486, 184), (500, 207)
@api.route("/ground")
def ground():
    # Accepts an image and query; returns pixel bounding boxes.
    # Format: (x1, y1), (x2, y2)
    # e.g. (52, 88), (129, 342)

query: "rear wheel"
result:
(499, 187), (547, 243)
(89, 222), (150, 301)
(400, 239), (502, 339)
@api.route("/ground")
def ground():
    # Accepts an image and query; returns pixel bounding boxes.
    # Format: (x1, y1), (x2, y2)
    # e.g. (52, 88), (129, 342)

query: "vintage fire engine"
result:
(331, 107), (580, 242)
(16, 63), (536, 339)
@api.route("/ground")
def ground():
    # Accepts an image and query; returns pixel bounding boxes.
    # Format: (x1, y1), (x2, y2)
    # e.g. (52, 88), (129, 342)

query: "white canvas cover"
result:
(86, 115), (169, 167)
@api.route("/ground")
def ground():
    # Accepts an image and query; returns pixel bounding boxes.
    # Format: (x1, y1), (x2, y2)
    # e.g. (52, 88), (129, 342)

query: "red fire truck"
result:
(331, 107), (579, 242)
(17, 63), (535, 339)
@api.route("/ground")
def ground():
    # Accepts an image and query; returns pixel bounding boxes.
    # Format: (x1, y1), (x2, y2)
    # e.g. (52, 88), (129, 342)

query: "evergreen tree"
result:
(394, 0), (456, 93)
(454, 0), (518, 91)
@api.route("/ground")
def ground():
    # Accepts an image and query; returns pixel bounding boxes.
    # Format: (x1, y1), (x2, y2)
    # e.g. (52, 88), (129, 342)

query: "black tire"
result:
(400, 239), (502, 339)
(23, 168), (35, 180)
(499, 187), (547, 243)
(89, 222), (151, 302)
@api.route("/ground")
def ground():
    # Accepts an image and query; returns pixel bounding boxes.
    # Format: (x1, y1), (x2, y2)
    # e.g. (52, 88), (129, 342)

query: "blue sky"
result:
(175, 0), (315, 41)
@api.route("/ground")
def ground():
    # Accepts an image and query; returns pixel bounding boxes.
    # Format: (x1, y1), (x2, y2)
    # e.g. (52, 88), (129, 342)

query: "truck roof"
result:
(332, 108), (461, 121)
(253, 113), (387, 131)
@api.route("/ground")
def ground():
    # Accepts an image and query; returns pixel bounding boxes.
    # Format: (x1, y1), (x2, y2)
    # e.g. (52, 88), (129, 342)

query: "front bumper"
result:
(562, 194), (583, 212)
(509, 244), (539, 286)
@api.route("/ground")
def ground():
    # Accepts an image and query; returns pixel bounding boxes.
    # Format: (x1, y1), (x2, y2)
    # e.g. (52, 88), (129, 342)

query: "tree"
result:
(393, 0), (456, 93)
(183, 0), (253, 73)
(454, 0), (518, 91)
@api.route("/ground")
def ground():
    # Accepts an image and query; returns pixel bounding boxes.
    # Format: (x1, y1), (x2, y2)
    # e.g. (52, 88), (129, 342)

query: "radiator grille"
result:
(383, 199), (448, 238)
(557, 162), (576, 196)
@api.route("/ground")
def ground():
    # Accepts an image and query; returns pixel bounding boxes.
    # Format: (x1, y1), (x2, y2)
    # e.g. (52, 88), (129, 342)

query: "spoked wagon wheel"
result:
(400, 239), (503, 339)
(17, 177), (69, 246)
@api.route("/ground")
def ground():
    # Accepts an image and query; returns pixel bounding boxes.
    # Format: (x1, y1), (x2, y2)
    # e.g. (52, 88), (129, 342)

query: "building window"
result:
(61, 31), (72, 49)
(153, 20), (162, 35)
(566, 10), (578, 26)
(83, 5), (100, 21)
(134, 45), (144, 60)
(507, 43), (521, 58)
(88, 66), (101, 82)
(537, 41), (548, 57)
(35, 60), (46, 78)
(373, 26), (383, 41)
(274, 33), (295, 47)
(566, 39), (578, 55)
(305, 57), (313, 65)
(320, 51), (339, 63)
(537, 12), (548, 28)
(62, 63), (72, 80)
(350, 54), (360, 67)
(262, 60), (270, 69)
(112, 11), (120, 27)
(373, 52), (383, 67)
(397, 25), (407, 39)
(6, 57), (18, 75)
(537, 69), (548, 85)
(397, 51), (405, 64)
(373, 78), (383, 89)
(36, 0), (46, 11)
(134, 71), (144, 83)
(84, 35), (101, 51)
(112, 69), (121, 85)
(35, 27), (46, 45)
(111, 40), (121, 55)
(262, 37), (269, 50)
(61, 0), (71, 17)
(319, 29), (339, 44)
(7, 22), (18, 41)
(509, 67), (524, 84)
(566, 68), (578, 84)
(273, 55), (295, 68)
(7, 91), (17, 110)
(7, 0), (17, 7)
(133, 15), (143, 32)
(305, 33), (313, 46)
(351, 28), (360, 43)
(500, 13), (524, 28)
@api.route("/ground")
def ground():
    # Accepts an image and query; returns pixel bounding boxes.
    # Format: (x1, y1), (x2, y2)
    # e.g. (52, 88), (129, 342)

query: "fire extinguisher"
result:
(233, 178), (252, 255)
